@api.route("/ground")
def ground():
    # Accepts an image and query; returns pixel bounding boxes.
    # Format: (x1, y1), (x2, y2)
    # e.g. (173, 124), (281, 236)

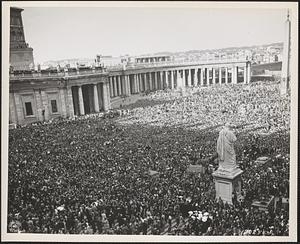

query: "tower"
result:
(280, 10), (291, 96)
(10, 7), (34, 71)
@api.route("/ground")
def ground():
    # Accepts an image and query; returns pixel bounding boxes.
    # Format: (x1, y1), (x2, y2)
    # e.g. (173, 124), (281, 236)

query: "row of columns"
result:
(109, 63), (251, 97)
(71, 82), (109, 116)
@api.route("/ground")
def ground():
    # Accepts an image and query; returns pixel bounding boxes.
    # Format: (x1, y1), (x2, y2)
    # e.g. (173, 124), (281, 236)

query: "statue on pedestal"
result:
(212, 123), (243, 204)
(216, 123), (238, 172)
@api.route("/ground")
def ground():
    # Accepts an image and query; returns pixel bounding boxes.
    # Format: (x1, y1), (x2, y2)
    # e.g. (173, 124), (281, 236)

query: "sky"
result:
(19, 6), (287, 64)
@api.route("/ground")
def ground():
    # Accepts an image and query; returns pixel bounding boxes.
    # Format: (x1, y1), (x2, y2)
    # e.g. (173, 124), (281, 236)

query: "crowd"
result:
(120, 81), (290, 135)
(7, 81), (290, 235)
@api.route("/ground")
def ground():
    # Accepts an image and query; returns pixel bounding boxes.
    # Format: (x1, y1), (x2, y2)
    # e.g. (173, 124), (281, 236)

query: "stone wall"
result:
(9, 87), (68, 125)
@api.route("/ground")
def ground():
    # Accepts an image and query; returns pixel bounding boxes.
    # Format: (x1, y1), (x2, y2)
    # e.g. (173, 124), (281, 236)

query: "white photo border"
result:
(1, 1), (298, 242)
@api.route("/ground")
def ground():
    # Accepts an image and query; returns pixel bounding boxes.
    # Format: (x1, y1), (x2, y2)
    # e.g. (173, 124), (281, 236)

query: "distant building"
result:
(96, 55), (123, 67)
(134, 54), (171, 63)
(10, 7), (34, 71)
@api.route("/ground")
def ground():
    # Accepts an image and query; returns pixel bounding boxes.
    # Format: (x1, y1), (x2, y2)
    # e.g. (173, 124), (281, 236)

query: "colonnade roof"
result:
(10, 59), (250, 82)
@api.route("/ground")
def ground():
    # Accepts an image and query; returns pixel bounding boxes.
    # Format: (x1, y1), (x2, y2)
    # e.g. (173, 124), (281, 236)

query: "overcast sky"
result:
(20, 7), (287, 64)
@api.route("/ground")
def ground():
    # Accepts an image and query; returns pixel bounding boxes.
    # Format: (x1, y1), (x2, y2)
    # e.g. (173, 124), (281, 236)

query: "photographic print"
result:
(1, 1), (298, 242)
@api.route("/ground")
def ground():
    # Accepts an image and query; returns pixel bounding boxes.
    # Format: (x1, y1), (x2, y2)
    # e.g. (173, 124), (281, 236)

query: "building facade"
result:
(9, 59), (251, 125)
(9, 70), (110, 125)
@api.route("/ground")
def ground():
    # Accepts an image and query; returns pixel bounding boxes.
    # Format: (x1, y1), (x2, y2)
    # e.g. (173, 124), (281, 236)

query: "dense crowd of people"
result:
(120, 81), (290, 135)
(7, 81), (290, 235)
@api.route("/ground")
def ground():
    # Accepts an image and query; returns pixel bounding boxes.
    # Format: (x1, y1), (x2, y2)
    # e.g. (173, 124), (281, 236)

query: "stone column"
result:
(109, 78), (113, 97)
(120, 76), (124, 95)
(225, 67), (228, 84)
(120, 75), (125, 95)
(137, 74), (141, 93)
(212, 68), (216, 85)
(9, 93), (17, 124)
(59, 88), (67, 118)
(139, 73), (146, 92)
(132, 74), (139, 94)
(78, 85), (85, 115)
(143, 73), (146, 91)
(136, 74), (139, 92)
(232, 66), (237, 84)
(133, 74), (137, 93)
(174, 70), (178, 88)
(243, 64), (247, 84)
(149, 73), (153, 91)
(110, 77), (114, 97)
(33, 90), (43, 122)
(206, 68), (210, 85)
(139, 73), (143, 91)
(153, 72), (157, 90)
(219, 67), (222, 84)
(125, 75), (131, 95)
(14, 93), (24, 124)
(67, 87), (74, 117)
(182, 70), (186, 87)
(187, 69), (192, 87)
(156, 72), (160, 90)
(164, 71), (168, 88)
(115, 76), (119, 95)
(200, 68), (204, 86)
(160, 71), (164, 89)
(247, 62), (251, 84)
(143, 73), (147, 91)
(113, 77), (118, 97)
(117, 76), (122, 95)
(102, 82), (110, 111)
(194, 68), (198, 86)
(132, 74), (140, 94)
(170, 70), (174, 89)
(93, 83), (100, 113)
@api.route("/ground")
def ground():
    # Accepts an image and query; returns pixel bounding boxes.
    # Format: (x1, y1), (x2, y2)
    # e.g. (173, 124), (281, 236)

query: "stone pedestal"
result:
(212, 168), (243, 204)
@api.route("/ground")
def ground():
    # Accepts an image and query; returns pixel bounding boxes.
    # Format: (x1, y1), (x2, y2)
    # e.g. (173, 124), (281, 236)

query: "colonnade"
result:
(9, 62), (251, 125)
(108, 63), (251, 98)
(70, 81), (109, 116)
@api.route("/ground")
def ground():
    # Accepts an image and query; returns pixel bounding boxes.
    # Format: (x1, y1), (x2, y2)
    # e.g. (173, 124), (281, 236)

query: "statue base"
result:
(212, 167), (243, 204)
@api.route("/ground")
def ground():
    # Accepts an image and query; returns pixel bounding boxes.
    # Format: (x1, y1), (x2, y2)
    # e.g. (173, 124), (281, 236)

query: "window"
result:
(11, 31), (16, 41)
(16, 17), (21, 26)
(25, 102), (33, 116)
(18, 32), (23, 41)
(51, 100), (58, 113)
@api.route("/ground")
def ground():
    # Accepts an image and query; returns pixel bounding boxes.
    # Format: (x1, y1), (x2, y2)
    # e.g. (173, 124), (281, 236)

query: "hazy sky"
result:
(20, 7), (287, 64)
